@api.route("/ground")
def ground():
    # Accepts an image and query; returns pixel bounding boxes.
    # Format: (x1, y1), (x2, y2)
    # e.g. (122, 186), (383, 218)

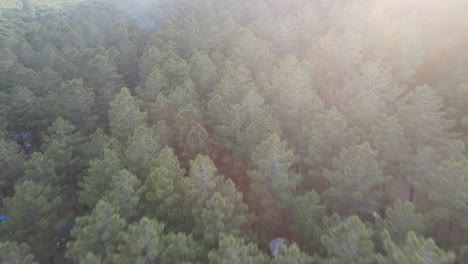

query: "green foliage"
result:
(397, 85), (456, 151)
(321, 216), (377, 264)
(2, 180), (62, 261)
(22, 152), (56, 187)
(250, 133), (299, 207)
(370, 116), (410, 168)
(143, 146), (187, 231)
(67, 200), (127, 262)
(42, 118), (84, 181)
(276, 243), (316, 264)
(102, 169), (144, 220)
(1, 0), (468, 262)
(189, 50), (217, 96)
(377, 201), (426, 244)
(50, 79), (98, 133)
(161, 232), (202, 264)
(184, 155), (249, 246)
(289, 190), (326, 253)
(115, 217), (202, 264)
(268, 55), (324, 138)
(302, 107), (359, 184)
(0, 241), (37, 264)
(424, 159), (468, 221)
(208, 234), (269, 264)
(81, 128), (120, 161)
(115, 217), (165, 264)
(0, 138), (24, 197)
(124, 125), (160, 177)
(377, 231), (455, 264)
(79, 148), (122, 209)
(323, 143), (386, 216)
(248, 133), (299, 241)
(109, 87), (146, 143)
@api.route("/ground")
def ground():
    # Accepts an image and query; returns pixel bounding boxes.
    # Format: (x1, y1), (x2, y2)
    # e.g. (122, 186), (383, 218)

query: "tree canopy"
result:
(0, 0), (467, 263)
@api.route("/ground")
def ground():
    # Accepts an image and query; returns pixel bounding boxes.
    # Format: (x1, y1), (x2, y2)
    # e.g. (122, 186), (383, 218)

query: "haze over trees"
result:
(0, 0), (467, 263)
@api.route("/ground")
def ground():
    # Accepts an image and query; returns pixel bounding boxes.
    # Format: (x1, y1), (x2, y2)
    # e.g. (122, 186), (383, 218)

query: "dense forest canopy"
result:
(0, 0), (467, 263)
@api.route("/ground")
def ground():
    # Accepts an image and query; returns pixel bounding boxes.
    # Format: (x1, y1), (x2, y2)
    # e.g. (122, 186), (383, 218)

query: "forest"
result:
(0, 0), (467, 263)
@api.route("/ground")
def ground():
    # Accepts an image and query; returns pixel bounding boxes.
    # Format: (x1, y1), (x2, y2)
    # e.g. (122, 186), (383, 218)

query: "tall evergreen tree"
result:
(67, 200), (127, 262)
(397, 85), (456, 151)
(124, 125), (160, 178)
(79, 148), (122, 210)
(377, 231), (455, 264)
(143, 146), (187, 231)
(0, 241), (37, 264)
(102, 169), (144, 221)
(114, 217), (165, 264)
(2, 180), (62, 262)
(376, 201), (426, 244)
(0, 138), (24, 198)
(183, 155), (249, 246)
(248, 133), (299, 242)
(208, 234), (269, 264)
(321, 215), (377, 264)
(108, 87), (146, 143)
(323, 142), (386, 216)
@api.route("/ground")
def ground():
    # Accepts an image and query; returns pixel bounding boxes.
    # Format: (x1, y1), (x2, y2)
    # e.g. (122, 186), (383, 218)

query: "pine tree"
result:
(195, 183), (248, 247)
(4, 86), (44, 133)
(138, 68), (168, 101)
(114, 217), (165, 264)
(50, 79), (98, 133)
(81, 128), (120, 161)
(289, 190), (326, 253)
(67, 200), (127, 262)
(323, 142), (386, 216)
(397, 85), (456, 151)
(42, 118), (84, 184)
(124, 125), (160, 177)
(302, 107), (359, 186)
(184, 155), (249, 246)
(0, 241), (37, 264)
(144, 147), (187, 232)
(0, 138), (24, 198)
(2, 180), (62, 262)
(139, 48), (189, 92)
(377, 231), (455, 264)
(248, 133), (299, 242)
(108, 87), (146, 143)
(78, 47), (124, 124)
(212, 60), (255, 106)
(370, 116), (410, 177)
(276, 243), (316, 264)
(114, 217), (202, 264)
(268, 55), (324, 141)
(417, 159), (468, 246)
(208, 234), (269, 264)
(250, 133), (300, 206)
(376, 201), (426, 244)
(102, 169), (144, 221)
(184, 123), (210, 160)
(425, 159), (468, 222)
(22, 152), (56, 185)
(189, 50), (217, 98)
(321, 215), (377, 264)
(79, 148), (122, 209)
(208, 89), (278, 158)
(161, 232), (202, 264)
(80, 252), (102, 264)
